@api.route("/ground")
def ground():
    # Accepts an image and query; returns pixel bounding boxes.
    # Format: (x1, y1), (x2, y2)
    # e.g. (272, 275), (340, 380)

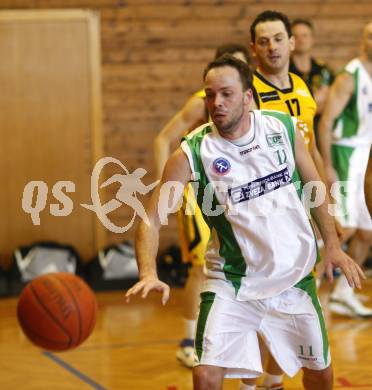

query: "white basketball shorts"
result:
(194, 275), (330, 378)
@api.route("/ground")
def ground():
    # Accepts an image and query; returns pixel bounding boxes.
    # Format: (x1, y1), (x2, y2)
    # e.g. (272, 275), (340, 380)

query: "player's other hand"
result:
(125, 276), (170, 305)
(324, 247), (366, 289)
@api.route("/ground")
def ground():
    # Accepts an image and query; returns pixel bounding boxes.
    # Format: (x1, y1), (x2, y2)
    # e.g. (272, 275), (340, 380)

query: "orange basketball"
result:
(17, 272), (97, 351)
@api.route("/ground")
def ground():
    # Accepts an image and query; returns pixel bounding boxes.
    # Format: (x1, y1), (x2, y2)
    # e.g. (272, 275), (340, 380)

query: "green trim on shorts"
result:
(295, 274), (329, 366)
(195, 291), (216, 361)
(331, 144), (355, 222)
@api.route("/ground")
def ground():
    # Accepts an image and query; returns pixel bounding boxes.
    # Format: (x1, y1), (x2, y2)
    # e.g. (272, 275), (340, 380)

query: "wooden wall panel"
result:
(0, 10), (104, 265)
(0, 1), (368, 251)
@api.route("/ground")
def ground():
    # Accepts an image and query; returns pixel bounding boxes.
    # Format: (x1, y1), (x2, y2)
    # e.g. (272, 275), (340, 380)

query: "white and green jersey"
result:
(181, 110), (317, 301)
(333, 58), (372, 147)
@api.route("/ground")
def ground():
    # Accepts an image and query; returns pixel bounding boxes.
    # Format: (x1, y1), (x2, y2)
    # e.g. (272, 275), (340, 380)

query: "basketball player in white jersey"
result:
(127, 55), (364, 390)
(319, 22), (372, 318)
(154, 44), (250, 368)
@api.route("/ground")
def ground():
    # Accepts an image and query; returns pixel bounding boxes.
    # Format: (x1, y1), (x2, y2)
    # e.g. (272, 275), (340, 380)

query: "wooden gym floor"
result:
(1, 280), (372, 390)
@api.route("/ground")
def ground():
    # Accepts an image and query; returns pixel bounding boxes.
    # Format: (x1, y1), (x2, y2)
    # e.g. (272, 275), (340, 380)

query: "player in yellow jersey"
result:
(239, 10), (332, 390)
(154, 43), (250, 368)
(253, 72), (316, 148)
(251, 17), (317, 156)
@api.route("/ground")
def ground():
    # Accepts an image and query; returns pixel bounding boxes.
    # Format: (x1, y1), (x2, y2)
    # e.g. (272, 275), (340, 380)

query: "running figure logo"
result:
(81, 157), (159, 233)
(213, 157), (231, 175)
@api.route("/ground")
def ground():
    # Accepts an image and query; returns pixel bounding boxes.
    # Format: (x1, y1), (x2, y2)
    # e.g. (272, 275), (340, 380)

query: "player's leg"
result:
(176, 262), (204, 367)
(366, 146), (372, 215)
(329, 144), (372, 316)
(330, 228), (372, 317)
(302, 366), (333, 390)
(242, 357), (283, 390)
(240, 328), (283, 390)
(183, 264), (204, 321)
(195, 292), (264, 388)
(240, 342), (266, 389)
(348, 228), (372, 266)
(240, 378), (258, 389)
(177, 189), (209, 367)
(259, 275), (331, 389)
(193, 365), (225, 390)
(260, 355), (285, 389)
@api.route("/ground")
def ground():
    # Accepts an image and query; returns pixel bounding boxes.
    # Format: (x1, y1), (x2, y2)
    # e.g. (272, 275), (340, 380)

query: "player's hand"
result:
(324, 247), (366, 289)
(125, 276), (170, 305)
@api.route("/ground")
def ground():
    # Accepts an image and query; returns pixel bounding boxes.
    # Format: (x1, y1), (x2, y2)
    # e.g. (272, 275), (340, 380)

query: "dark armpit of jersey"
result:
(289, 58), (334, 93)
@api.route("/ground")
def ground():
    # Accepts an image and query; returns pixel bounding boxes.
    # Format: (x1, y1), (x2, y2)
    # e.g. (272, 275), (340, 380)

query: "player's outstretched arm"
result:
(318, 72), (354, 186)
(126, 148), (192, 305)
(154, 94), (206, 179)
(295, 131), (365, 289)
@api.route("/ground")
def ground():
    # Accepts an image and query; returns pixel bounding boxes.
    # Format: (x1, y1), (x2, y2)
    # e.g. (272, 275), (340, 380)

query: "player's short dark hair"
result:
(203, 54), (253, 91)
(215, 43), (250, 64)
(250, 10), (292, 42)
(292, 18), (314, 31)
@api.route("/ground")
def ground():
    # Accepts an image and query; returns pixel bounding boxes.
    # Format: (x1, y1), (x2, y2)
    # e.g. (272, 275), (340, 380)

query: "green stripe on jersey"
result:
(331, 144), (355, 222)
(262, 110), (296, 156)
(261, 110), (303, 197)
(195, 292), (215, 361)
(185, 126), (247, 294)
(295, 274), (329, 365)
(184, 125), (213, 176)
(334, 69), (359, 138)
(262, 110), (318, 260)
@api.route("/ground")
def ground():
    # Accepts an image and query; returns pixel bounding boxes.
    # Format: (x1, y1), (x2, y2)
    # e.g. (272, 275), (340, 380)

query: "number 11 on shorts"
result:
(299, 345), (314, 357)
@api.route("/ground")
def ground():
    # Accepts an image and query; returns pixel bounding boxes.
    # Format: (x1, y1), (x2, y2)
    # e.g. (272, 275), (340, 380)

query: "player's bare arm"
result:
(318, 72), (355, 186)
(295, 128), (365, 288)
(126, 148), (192, 304)
(314, 84), (330, 114)
(307, 128), (329, 194)
(304, 123), (344, 240)
(366, 148), (372, 217)
(154, 95), (206, 179)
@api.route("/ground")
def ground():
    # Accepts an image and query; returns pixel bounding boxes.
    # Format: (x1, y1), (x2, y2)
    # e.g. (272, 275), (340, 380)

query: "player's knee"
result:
(303, 366), (333, 387)
(193, 366), (222, 389)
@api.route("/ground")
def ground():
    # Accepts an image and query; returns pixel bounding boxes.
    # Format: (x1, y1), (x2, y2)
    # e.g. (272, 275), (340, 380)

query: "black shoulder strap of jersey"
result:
(252, 85), (260, 108)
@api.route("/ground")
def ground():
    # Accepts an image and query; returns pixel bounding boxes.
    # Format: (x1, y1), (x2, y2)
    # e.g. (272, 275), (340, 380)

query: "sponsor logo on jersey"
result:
(228, 167), (291, 204)
(240, 144), (260, 156)
(266, 133), (284, 147)
(363, 86), (368, 95)
(259, 90), (280, 102)
(213, 157), (231, 175)
(295, 88), (309, 97)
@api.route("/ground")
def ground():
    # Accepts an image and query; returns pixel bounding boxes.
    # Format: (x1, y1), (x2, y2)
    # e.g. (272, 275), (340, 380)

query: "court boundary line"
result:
(43, 351), (107, 390)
